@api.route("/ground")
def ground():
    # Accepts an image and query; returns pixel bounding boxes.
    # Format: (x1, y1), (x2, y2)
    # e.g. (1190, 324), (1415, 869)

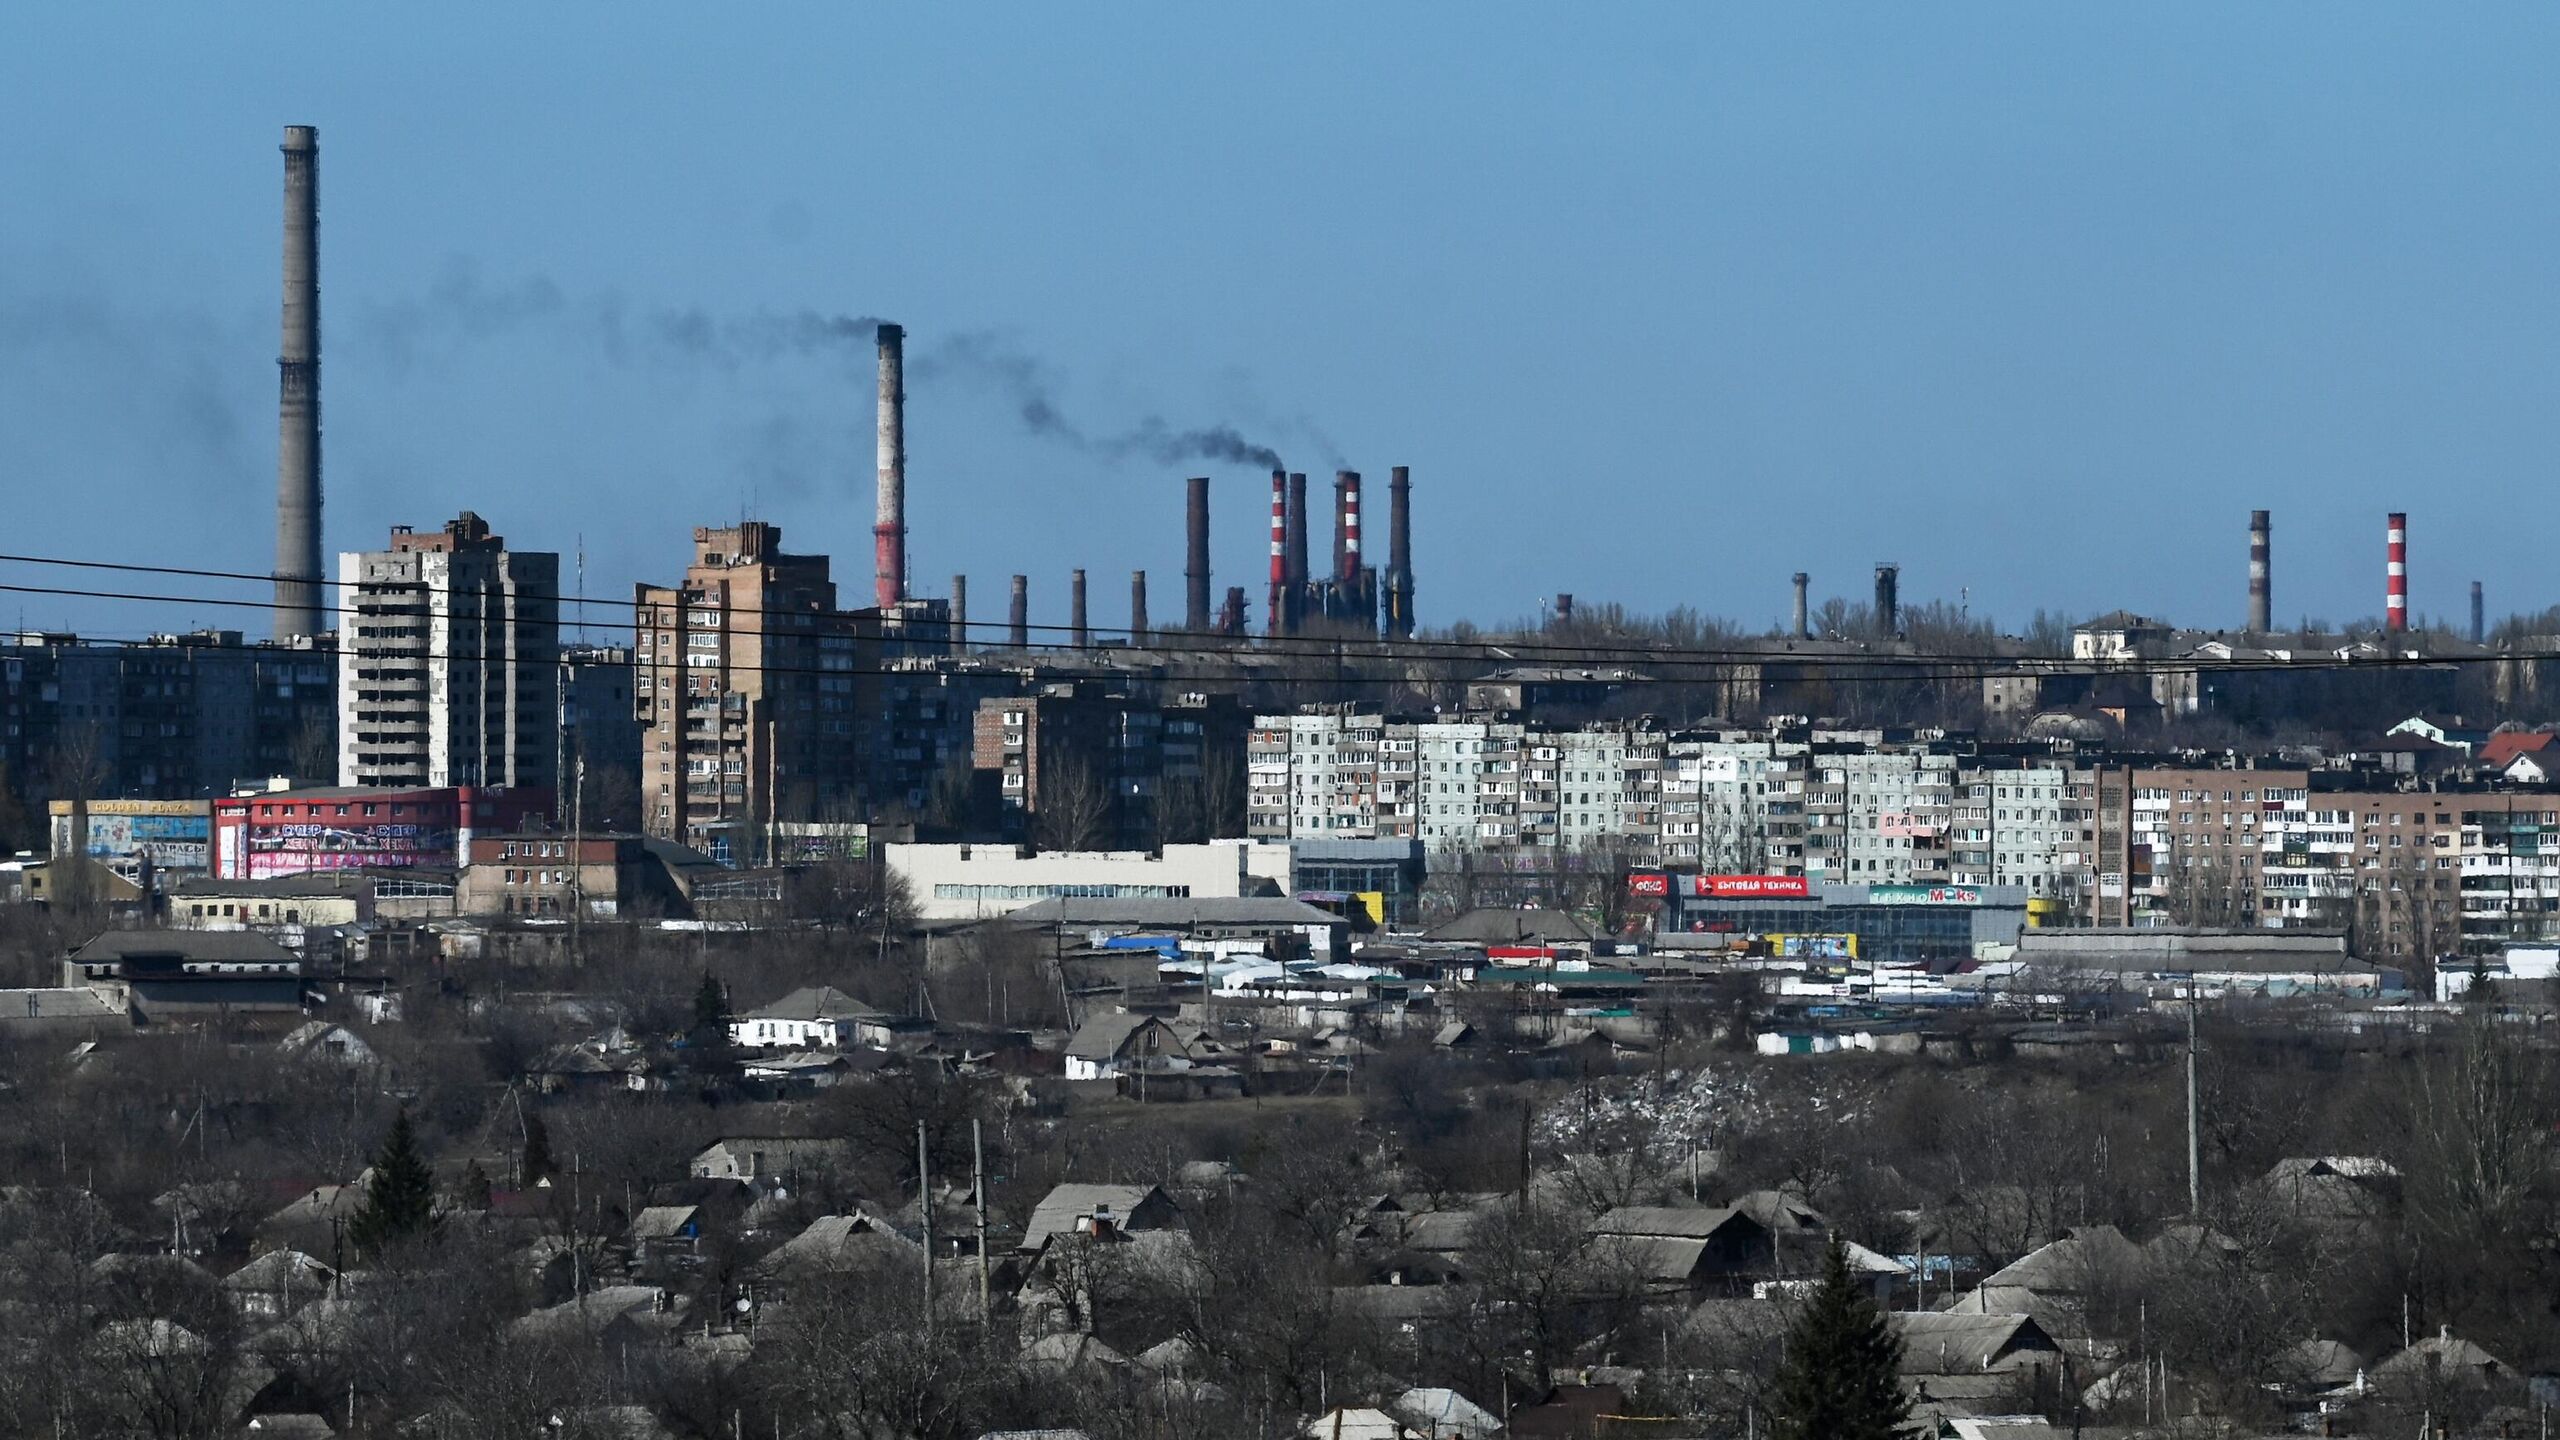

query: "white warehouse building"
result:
(888, 840), (1296, 922)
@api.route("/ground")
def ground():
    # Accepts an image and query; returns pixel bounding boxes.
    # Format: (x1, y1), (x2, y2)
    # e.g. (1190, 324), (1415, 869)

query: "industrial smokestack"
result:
(1332, 472), (1354, 584)
(1553, 594), (1574, 626)
(1385, 465), (1414, 640)
(1070, 569), (1089, 649)
(1266, 470), (1288, 636)
(1184, 476), (1211, 633)
(1874, 564), (1900, 638)
(1130, 570), (1149, 642)
(1792, 573), (1810, 640)
(951, 574), (968, 653)
(2248, 509), (2272, 634)
(1285, 472), (1310, 590)
(1337, 470), (1364, 585)
(2386, 513), (2408, 632)
(274, 125), (324, 642)
(2471, 580), (2484, 644)
(873, 323), (908, 610)
(1009, 575), (1029, 650)
(1221, 586), (1246, 637)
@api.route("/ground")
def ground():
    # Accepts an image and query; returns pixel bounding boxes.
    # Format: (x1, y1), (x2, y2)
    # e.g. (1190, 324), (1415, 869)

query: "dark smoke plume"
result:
(354, 267), (1299, 471)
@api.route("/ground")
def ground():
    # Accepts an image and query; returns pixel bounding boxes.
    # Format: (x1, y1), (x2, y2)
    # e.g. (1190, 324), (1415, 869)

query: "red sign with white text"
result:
(1627, 872), (1672, 897)
(1694, 874), (1812, 899)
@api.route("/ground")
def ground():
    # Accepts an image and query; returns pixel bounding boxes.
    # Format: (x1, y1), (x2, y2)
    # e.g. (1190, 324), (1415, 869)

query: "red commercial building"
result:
(212, 786), (552, 880)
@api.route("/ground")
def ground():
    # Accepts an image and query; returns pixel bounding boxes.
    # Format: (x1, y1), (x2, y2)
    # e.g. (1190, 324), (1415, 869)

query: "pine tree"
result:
(692, 971), (731, 1039)
(347, 1108), (439, 1257)
(460, 1159), (494, 1211)
(1767, 1234), (1910, 1440)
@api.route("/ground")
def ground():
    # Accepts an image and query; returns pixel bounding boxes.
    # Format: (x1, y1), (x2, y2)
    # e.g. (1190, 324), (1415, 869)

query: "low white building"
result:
(728, 986), (880, 1049)
(888, 840), (1293, 922)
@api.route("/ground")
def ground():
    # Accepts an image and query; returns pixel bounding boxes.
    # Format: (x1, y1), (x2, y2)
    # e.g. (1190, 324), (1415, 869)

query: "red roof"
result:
(2481, 733), (2558, 768)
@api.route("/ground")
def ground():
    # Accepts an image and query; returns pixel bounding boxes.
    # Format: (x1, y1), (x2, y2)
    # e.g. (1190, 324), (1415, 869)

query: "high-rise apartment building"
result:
(634, 523), (870, 865)
(339, 513), (559, 791)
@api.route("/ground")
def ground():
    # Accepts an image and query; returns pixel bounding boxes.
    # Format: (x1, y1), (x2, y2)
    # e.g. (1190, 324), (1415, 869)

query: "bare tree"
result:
(1032, 757), (1112, 853)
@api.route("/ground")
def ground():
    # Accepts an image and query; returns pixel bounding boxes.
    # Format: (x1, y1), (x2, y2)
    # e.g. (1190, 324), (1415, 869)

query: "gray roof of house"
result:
(1064, 1012), (1162, 1061)
(71, 928), (297, 964)
(1019, 1183), (1167, 1252)
(1004, 897), (1343, 928)
(1590, 1205), (1756, 1241)
(1888, 1312), (2057, 1375)
(742, 986), (882, 1022)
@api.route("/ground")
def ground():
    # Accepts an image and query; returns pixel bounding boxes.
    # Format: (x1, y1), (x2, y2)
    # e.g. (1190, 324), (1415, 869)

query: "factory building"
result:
(337, 512), (559, 791)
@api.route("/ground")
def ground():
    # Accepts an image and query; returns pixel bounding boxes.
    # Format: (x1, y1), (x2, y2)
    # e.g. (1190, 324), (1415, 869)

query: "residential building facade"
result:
(338, 513), (559, 790)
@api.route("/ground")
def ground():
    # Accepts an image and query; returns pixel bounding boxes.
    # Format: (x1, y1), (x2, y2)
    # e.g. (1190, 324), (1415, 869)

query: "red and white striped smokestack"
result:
(2248, 510), (2271, 634)
(1339, 470), (1363, 585)
(2386, 512), (2408, 632)
(873, 323), (907, 610)
(1266, 470), (1288, 636)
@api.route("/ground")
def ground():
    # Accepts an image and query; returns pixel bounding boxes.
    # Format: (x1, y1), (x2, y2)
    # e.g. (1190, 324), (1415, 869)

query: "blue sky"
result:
(5, 5), (2557, 640)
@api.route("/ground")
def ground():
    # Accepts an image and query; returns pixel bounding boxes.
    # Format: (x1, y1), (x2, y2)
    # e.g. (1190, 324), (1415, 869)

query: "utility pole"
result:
(973, 1118), (992, 1323)
(917, 1121), (935, 1333)
(2185, 973), (2201, 1217)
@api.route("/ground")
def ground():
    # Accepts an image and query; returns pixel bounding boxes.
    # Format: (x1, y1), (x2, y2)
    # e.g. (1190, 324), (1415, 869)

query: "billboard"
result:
(1868, 884), (1983, 906)
(1695, 874), (1811, 899)
(49, 801), (211, 870)
(1772, 933), (1858, 959)
(244, 820), (457, 878)
(1626, 872), (1672, 898)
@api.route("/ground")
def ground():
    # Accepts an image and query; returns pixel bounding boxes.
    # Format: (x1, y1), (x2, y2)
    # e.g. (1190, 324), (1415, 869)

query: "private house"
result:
(689, 1136), (855, 1187)
(729, 986), (882, 1050)
(277, 1021), (377, 1067)
(1589, 1206), (1778, 1287)
(1017, 1183), (1180, 1254)
(1062, 1012), (1199, 1082)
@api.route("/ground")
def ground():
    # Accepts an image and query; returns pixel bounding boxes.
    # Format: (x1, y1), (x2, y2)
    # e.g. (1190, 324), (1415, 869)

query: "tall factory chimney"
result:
(1285, 472), (1310, 594)
(1791, 573), (1810, 640)
(873, 324), (908, 610)
(1266, 470), (1289, 636)
(1130, 570), (1149, 642)
(1332, 472), (1356, 584)
(1385, 465), (1415, 640)
(1070, 569), (1089, 649)
(2247, 510), (2272, 634)
(1184, 476), (1211, 634)
(2385, 513), (2408, 632)
(274, 125), (324, 641)
(1341, 470), (1367, 585)
(951, 574), (969, 653)
(1009, 575), (1029, 649)
(1874, 564), (1900, 638)
(2471, 580), (2485, 644)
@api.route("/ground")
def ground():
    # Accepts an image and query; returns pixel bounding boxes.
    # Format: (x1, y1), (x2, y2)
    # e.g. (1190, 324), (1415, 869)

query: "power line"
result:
(0, 549), (2513, 680)
(0, 576), (2520, 705)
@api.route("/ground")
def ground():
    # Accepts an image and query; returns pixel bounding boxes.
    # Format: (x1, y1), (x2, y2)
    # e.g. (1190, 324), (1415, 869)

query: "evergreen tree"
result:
(460, 1159), (494, 1211)
(521, 1109), (553, 1187)
(692, 971), (732, 1038)
(1767, 1234), (1909, 1440)
(347, 1108), (439, 1257)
